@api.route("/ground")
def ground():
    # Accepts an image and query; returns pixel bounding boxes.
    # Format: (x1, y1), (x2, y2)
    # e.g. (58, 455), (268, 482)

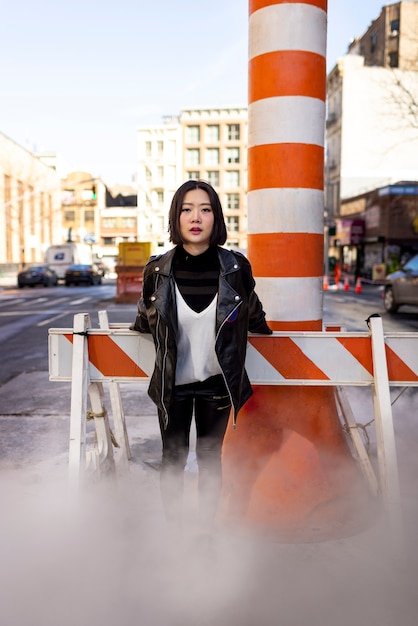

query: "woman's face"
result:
(179, 188), (214, 254)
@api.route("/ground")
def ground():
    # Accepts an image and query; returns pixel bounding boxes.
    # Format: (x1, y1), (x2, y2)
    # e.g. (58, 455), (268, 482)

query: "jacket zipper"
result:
(215, 300), (242, 428)
(156, 313), (170, 429)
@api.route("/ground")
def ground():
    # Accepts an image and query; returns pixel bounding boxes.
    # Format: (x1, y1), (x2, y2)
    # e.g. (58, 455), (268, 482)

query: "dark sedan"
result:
(17, 265), (58, 288)
(65, 264), (103, 286)
(383, 254), (418, 312)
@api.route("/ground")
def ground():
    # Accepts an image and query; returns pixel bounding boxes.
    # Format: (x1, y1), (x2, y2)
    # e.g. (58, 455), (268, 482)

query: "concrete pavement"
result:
(1, 293), (418, 625)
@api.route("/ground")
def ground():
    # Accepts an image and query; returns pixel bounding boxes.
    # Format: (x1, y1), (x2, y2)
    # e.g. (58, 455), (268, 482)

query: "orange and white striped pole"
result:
(221, 0), (371, 539)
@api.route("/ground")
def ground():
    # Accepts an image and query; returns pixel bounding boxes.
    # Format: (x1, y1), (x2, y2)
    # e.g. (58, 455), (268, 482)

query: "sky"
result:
(1, 0), (389, 186)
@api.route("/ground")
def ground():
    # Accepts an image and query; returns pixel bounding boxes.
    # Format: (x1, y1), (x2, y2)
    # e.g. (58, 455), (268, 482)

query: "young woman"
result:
(131, 179), (272, 530)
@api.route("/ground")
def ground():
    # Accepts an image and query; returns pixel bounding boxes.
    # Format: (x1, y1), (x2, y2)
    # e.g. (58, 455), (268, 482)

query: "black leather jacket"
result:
(131, 246), (272, 428)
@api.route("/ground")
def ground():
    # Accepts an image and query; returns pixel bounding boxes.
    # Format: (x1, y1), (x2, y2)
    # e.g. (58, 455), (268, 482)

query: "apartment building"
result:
(0, 132), (61, 270)
(61, 170), (107, 246)
(348, 0), (418, 70)
(136, 116), (182, 253)
(137, 107), (248, 253)
(326, 2), (418, 214)
(325, 1), (418, 278)
(181, 106), (248, 250)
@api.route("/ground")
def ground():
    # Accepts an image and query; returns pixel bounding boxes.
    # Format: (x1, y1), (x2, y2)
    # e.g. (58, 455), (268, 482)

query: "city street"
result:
(1, 279), (418, 626)
(0, 278), (416, 386)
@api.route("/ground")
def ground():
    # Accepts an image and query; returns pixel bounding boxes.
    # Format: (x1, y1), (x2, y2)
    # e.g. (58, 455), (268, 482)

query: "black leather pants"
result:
(157, 374), (232, 527)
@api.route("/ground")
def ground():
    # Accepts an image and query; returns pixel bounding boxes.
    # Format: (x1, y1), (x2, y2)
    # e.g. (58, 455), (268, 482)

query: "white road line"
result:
(70, 297), (91, 305)
(0, 299), (22, 307)
(37, 312), (70, 327)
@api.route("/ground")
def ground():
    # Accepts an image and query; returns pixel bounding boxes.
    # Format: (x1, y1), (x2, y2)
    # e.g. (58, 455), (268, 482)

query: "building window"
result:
(187, 171), (200, 180)
(145, 141), (152, 157)
(206, 125), (220, 142)
(145, 167), (152, 183)
(226, 216), (239, 232)
(227, 124), (240, 141)
(185, 125), (200, 143)
(226, 147), (240, 164)
(224, 170), (240, 187)
(64, 211), (75, 221)
(157, 141), (163, 158)
(103, 218), (116, 228)
(84, 210), (94, 222)
(389, 51), (399, 68)
(226, 193), (239, 210)
(370, 33), (377, 54)
(186, 148), (200, 166)
(205, 148), (219, 166)
(157, 191), (164, 208)
(122, 217), (136, 228)
(390, 19), (399, 35)
(206, 171), (219, 186)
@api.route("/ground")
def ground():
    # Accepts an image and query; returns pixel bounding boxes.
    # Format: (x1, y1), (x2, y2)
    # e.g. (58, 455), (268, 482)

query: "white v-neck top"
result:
(175, 285), (222, 385)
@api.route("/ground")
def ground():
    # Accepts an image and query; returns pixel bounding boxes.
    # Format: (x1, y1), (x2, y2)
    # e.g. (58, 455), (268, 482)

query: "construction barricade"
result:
(48, 313), (418, 552)
(114, 242), (151, 304)
(114, 265), (143, 304)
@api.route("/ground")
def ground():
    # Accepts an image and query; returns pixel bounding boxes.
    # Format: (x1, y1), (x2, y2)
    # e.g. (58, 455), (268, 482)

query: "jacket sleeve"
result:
(235, 252), (272, 335)
(130, 262), (153, 333)
(248, 291), (273, 334)
(130, 296), (150, 333)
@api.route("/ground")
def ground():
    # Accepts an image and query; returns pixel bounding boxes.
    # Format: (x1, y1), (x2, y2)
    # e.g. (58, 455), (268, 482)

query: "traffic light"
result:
(328, 223), (336, 236)
(92, 184), (97, 200)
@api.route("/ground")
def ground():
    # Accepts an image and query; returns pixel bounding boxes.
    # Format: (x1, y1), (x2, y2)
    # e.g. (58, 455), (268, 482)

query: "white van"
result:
(45, 243), (93, 281)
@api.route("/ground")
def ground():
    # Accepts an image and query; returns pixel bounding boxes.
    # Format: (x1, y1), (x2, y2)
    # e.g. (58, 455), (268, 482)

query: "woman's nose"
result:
(191, 209), (201, 221)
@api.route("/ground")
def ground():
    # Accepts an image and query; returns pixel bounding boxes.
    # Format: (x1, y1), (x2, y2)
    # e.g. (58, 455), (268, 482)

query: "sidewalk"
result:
(0, 274), (17, 289)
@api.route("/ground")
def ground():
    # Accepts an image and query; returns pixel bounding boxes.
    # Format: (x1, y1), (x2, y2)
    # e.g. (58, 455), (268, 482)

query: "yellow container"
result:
(117, 242), (152, 267)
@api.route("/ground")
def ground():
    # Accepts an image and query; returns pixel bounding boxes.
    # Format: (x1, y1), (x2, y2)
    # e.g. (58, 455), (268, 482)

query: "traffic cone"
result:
(355, 277), (362, 293)
(343, 276), (350, 291)
(323, 275), (329, 291)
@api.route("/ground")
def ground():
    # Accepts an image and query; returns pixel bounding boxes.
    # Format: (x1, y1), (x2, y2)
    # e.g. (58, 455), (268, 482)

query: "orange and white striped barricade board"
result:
(49, 313), (417, 536)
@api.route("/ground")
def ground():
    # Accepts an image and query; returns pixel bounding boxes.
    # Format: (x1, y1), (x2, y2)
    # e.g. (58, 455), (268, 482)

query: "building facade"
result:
(332, 182), (418, 280)
(137, 116), (182, 253)
(0, 132), (61, 271)
(326, 2), (418, 278)
(136, 107), (248, 253)
(348, 1), (418, 71)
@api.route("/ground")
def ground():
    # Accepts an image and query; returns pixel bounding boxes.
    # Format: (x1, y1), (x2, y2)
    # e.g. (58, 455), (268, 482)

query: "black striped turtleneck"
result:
(174, 246), (220, 313)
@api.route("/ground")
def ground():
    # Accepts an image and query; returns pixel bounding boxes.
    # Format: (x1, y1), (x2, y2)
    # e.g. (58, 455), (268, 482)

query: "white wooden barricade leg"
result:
(68, 313), (91, 489)
(335, 386), (379, 497)
(98, 310), (131, 472)
(87, 381), (116, 476)
(369, 316), (404, 555)
(68, 313), (116, 488)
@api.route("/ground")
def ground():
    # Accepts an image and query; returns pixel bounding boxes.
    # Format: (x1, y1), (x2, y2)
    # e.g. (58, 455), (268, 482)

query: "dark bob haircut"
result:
(168, 180), (227, 246)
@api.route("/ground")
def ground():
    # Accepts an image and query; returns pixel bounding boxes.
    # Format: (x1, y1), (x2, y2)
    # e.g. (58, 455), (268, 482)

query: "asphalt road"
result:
(1, 279), (418, 626)
(0, 279), (139, 385)
(0, 279), (417, 385)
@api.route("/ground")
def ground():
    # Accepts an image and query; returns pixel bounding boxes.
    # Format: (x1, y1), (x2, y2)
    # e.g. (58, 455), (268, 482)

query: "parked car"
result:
(17, 265), (58, 288)
(383, 254), (418, 312)
(65, 263), (103, 286)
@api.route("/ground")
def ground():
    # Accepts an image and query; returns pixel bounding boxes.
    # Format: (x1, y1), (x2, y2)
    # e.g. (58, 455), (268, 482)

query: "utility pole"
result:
(221, 0), (369, 539)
